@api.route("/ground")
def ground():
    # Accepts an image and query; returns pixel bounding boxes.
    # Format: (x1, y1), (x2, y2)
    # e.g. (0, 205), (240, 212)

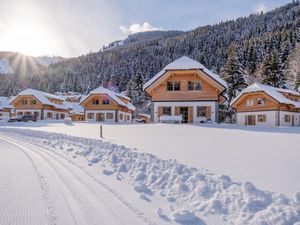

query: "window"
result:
(167, 82), (173, 91)
(25, 111), (31, 115)
(246, 99), (254, 107)
(120, 113), (123, 120)
(162, 107), (171, 115)
(166, 81), (180, 91)
(87, 113), (94, 119)
(127, 115), (130, 121)
(106, 112), (113, 119)
(17, 112), (23, 116)
(34, 112), (39, 117)
(47, 112), (52, 118)
(30, 99), (37, 105)
(92, 99), (99, 105)
(60, 114), (65, 119)
(257, 114), (266, 122)
(102, 99), (109, 105)
(257, 98), (265, 105)
(21, 99), (28, 105)
(188, 81), (201, 91)
(197, 106), (207, 117)
(285, 115), (291, 123)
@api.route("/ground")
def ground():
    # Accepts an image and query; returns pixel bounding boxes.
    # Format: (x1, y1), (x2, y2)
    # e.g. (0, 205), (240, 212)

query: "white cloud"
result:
(119, 22), (162, 35)
(254, 3), (268, 14)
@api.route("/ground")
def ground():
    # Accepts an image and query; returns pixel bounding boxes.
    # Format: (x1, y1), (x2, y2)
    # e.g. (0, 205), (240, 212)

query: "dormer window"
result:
(257, 98), (265, 105)
(188, 81), (201, 91)
(246, 99), (254, 107)
(30, 100), (36, 105)
(167, 81), (180, 91)
(102, 99), (109, 105)
(92, 99), (99, 105)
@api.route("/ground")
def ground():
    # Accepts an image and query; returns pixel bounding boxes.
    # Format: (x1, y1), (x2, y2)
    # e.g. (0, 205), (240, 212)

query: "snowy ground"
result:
(3, 121), (300, 197)
(1, 121), (300, 224)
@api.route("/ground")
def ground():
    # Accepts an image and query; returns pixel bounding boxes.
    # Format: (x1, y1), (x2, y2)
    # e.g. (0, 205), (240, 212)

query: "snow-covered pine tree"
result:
(260, 49), (286, 88)
(287, 43), (300, 91)
(132, 70), (145, 106)
(222, 44), (247, 103)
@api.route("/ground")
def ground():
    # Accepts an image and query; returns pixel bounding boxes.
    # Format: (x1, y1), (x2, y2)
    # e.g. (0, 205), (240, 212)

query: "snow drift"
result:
(1, 127), (300, 224)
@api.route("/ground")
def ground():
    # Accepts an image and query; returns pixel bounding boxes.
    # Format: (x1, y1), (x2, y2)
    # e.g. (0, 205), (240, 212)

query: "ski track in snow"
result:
(0, 140), (50, 225)
(0, 135), (153, 225)
(1, 127), (300, 225)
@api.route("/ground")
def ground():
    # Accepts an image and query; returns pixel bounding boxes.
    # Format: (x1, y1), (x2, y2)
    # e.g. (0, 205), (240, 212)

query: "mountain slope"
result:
(1, 1), (300, 102)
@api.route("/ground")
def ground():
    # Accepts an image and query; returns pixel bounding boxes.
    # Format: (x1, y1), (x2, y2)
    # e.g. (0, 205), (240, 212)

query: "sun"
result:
(1, 18), (57, 57)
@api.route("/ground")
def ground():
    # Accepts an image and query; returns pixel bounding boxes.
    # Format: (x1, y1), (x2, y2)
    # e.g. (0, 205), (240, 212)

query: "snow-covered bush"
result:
(64, 117), (72, 125)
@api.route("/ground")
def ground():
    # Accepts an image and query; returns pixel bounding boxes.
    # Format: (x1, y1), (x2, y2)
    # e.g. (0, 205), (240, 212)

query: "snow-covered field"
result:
(1, 121), (300, 224)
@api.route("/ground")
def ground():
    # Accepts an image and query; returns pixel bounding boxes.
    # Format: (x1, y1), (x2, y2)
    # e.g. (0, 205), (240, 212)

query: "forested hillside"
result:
(1, 1), (300, 112)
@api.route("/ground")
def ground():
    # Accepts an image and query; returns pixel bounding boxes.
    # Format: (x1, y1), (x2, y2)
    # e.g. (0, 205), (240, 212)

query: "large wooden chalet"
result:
(143, 56), (227, 123)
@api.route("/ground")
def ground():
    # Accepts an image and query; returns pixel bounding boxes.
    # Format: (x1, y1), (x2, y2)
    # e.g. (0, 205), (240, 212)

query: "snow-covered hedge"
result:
(1, 127), (300, 224)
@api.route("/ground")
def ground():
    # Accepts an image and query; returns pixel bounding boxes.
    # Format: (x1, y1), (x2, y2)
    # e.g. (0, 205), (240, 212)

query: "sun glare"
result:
(1, 18), (57, 56)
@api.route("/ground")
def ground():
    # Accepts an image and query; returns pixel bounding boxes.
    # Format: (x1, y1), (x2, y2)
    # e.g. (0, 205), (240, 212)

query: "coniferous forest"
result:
(1, 1), (300, 112)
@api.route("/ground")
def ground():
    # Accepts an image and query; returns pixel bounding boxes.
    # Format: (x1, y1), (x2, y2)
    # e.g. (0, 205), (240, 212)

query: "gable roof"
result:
(231, 83), (300, 108)
(69, 102), (84, 115)
(14, 88), (69, 110)
(80, 87), (136, 111)
(143, 56), (227, 90)
(0, 96), (13, 110)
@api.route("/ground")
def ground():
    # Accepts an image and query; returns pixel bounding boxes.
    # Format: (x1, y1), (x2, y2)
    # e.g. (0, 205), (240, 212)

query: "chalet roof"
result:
(0, 96), (13, 110)
(69, 102), (84, 114)
(143, 56), (227, 90)
(15, 88), (69, 110)
(80, 86), (136, 111)
(231, 83), (300, 108)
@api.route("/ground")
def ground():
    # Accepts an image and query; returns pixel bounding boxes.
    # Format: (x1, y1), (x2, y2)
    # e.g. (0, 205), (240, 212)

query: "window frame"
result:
(106, 112), (113, 119)
(102, 99), (110, 105)
(188, 81), (202, 91)
(246, 98), (254, 107)
(257, 98), (266, 106)
(162, 107), (171, 116)
(166, 81), (180, 91)
(197, 106), (207, 117)
(284, 115), (291, 123)
(21, 99), (28, 105)
(92, 99), (99, 105)
(257, 114), (266, 122)
(87, 113), (94, 119)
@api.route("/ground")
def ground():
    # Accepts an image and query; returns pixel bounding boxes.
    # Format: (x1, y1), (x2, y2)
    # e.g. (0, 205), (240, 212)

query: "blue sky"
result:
(0, 0), (290, 57)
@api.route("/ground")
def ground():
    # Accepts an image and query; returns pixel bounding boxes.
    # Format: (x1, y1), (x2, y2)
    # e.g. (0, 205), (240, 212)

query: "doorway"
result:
(180, 107), (189, 123)
(245, 115), (256, 125)
(96, 113), (105, 122)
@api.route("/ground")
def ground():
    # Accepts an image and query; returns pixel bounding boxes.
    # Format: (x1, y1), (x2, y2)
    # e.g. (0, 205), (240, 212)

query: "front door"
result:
(96, 113), (105, 122)
(245, 115), (256, 125)
(180, 107), (189, 123)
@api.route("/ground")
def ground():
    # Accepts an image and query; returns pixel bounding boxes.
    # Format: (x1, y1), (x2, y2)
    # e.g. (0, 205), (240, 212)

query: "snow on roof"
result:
(143, 56), (227, 90)
(16, 88), (69, 110)
(231, 83), (300, 108)
(69, 103), (84, 114)
(137, 113), (151, 118)
(0, 96), (13, 109)
(80, 86), (135, 111)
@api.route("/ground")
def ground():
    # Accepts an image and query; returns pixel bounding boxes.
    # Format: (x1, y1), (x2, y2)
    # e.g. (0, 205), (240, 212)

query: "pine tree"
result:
(222, 44), (247, 103)
(260, 49), (286, 88)
(132, 70), (145, 106)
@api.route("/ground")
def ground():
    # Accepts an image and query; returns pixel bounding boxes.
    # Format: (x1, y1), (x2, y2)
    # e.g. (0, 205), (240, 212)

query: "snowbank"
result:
(1, 127), (300, 224)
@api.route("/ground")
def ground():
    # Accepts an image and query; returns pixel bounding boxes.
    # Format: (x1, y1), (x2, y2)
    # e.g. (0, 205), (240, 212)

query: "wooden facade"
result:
(80, 89), (135, 123)
(144, 64), (227, 124)
(11, 90), (69, 120)
(231, 83), (300, 127)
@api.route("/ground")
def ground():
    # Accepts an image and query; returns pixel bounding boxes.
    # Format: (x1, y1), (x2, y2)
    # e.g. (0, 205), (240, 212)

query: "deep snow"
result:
(3, 121), (300, 198)
(1, 127), (300, 224)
